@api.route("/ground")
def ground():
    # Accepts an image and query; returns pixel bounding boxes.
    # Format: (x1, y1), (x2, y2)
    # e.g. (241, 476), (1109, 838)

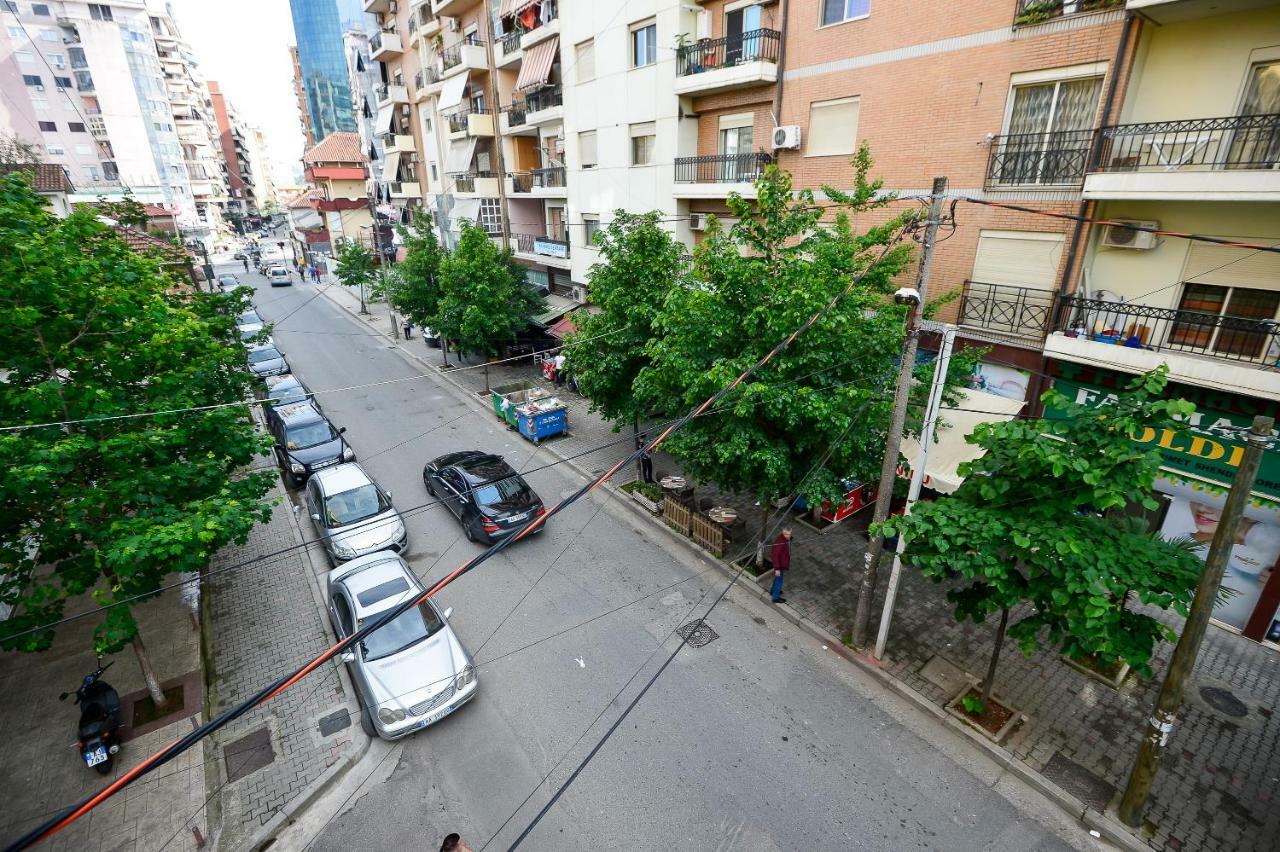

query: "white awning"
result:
(438, 71), (469, 112)
(444, 137), (477, 175)
(374, 108), (394, 135)
(450, 198), (481, 229)
(382, 150), (402, 183)
(900, 388), (1025, 495)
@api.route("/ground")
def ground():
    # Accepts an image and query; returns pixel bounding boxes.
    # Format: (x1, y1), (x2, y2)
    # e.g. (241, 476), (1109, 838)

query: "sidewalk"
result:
(315, 280), (1278, 852)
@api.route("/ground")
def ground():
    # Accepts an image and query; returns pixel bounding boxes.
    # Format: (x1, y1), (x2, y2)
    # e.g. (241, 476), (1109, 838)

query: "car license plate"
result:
(84, 746), (107, 767)
(311, 459), (336, 470)
(507, 512), (528, 523)
(419, 703), (455, 728)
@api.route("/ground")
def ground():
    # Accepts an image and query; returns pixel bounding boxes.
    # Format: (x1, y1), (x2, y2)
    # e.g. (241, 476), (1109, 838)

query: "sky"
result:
(169, 0), (307, 187)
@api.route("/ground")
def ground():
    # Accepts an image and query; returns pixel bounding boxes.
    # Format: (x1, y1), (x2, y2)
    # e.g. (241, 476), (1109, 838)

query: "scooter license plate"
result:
(84, 746), (107, 767)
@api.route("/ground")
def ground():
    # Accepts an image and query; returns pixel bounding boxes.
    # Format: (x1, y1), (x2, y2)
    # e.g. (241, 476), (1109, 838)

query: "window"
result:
(1172, 284), (1280, 358)
(820, 0), (870, 27)
(69, 47), (87, 68)
(631, 21), (656, 68)
(725, 5), (764, 61)
(630, 122), (655, 165)
(39, 28), (57, 42)
(68, 121), (85, 132)
(479, 198), (502, 235)
(583, 215), (600, 246)
(75, 70), (94, 91)
(31, 97), (48, 111)
(23, 74), (43, 87)
(1229, 61), (1280, 166)
(38, 120), (56, 131)
(88, 4), (113, 22)
(54, 76), (72, 89)
(576, 39), (595, 82)
(997, 74), (1101, 185)
(15, 50), (33, 64)
(1, 1), (17, 11)
(32, 2), (50, 13)
(424, 115), (432, 132)
(48, 53), (64, 68)
(87, 165), (100, 181)
(6, 26), (25, 41)
(46, 144), (64, 155)
(806, 96), (860, 157)
(430, 163), (438, 181)
(579, 130), (597, 168)
(103, 161), (118, 180)
(971, 231), (1064, 290)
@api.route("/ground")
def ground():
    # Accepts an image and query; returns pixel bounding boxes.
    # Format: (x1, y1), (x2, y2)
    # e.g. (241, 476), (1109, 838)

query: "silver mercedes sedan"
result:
(305, 463), (407, 563)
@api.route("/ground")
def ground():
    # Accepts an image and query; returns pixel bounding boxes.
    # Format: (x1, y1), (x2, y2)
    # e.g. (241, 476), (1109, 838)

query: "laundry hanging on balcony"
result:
(516, 37), (558, 91)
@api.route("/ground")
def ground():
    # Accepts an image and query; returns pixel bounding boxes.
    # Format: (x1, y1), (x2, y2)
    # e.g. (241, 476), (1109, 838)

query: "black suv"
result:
(268, 402), (353, 489)
(423, 451), (546, 544)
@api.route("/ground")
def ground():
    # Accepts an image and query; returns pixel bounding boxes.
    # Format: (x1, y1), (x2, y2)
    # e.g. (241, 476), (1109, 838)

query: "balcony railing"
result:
(441, 35), (485, 70)
(1014, 0), (1122, 27)
(504, 102), (527, 127)
(1055, 295), (1280, 365)
(1092, 113), (1280, 173)
(524, 85), (562, 113)
(370, 28), (398, 53)
(414, 68), (439, 89)
(531, 166), (565, 188)
(446, 108), (490, 133)
(508, 172), (533, 193)
(674, 152), (772, 183)
(450, 171), (494, 193)
(985, 129), (1094, 188)
(675, 29), (781, 76)
(500, 29), (521, 56)
(958, 281), (1057, 339)
(515, 230), (570, 259)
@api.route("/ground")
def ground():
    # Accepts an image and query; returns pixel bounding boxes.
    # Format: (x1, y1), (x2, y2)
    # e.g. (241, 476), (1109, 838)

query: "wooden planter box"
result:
(628, 489), (661, 514)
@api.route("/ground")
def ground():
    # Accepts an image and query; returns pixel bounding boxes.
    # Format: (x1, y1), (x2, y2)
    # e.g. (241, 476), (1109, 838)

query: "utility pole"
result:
(852, 175), (947, 651)
(1117, 414), (1272, 826)
(874, 322), (955, 660)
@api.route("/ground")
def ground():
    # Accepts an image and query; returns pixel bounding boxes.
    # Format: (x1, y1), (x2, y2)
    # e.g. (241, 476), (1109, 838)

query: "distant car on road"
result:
(267, 401), (353, 488)
(246, 343), (288, 378)
(326, 552), (476, 739)
(423, 451), (546, 544)
(305, 463), (407, 563)
(217, 274), (240, 293)
(268, 267), (292, 287)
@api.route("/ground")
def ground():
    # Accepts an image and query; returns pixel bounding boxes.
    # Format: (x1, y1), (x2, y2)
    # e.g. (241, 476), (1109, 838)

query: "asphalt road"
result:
(235, 263), (1095, 852)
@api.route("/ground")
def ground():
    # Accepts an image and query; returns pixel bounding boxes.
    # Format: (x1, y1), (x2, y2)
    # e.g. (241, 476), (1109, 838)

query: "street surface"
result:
(237, 263), (1098, 851)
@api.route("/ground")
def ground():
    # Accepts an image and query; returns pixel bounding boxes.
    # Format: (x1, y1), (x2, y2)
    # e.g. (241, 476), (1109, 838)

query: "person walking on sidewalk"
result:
(770, 528), (792, 604)
(242, 257), (249, 273)
(636, 433), (654, 483)
(553, 350), (567, 387)
(402, 318), (413, 339)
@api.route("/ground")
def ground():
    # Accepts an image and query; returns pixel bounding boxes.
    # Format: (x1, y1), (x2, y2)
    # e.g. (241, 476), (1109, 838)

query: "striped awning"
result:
(511, 0), (539, 15)
(516, 36), (558, 91)
(498, 0), (517, 15)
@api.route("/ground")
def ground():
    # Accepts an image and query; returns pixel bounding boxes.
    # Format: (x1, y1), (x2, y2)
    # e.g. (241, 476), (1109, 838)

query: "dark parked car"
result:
(268, 402), (354, 488)
(261, 375), (318, 428)
(247, 343), (288, 378)
(422, 451), (545, 544)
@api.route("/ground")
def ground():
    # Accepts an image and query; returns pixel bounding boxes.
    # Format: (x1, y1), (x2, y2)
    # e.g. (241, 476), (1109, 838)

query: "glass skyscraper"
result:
(288, 0), (367, 142)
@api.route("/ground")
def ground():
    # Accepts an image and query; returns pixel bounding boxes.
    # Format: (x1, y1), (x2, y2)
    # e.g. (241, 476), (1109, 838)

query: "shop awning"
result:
(549, 305), (601, 339)
(531, 293), (577, 327)
(444, 137), (477, 175)
(374, 108), (394, 135)
(450, 197), (481, 229)
(438, 71), (470, 112)
(381, 150), (402, 183)
(900, 388), (1025, 495)
(516, 36), (559, 91)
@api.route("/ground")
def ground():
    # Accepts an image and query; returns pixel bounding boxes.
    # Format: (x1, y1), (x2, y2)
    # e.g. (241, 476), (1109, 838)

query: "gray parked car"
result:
(327, 553), (477, 739)
(305, 463), (407, 563)
(247, 343), (289, 377)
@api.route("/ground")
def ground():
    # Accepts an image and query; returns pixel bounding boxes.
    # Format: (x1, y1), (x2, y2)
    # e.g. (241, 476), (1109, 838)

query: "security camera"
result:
(893, 287), (921, 306)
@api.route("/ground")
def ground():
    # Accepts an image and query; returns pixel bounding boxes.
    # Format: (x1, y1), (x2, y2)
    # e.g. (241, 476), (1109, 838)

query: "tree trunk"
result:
(441, 338), (450, 368)
(981, 607), (1010, 708)
(633, 420), (642, 480)
(755, 501), (774, 567)
(132, 632), (166, 708)
(484, 361), (491, 394)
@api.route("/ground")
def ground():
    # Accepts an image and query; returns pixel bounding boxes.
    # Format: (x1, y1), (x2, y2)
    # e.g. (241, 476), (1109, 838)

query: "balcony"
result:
(501, 102), (533, 135)
(390, 181), (423, 198)
(957, 281), (1056, 342)
(506, 172), (533, 194)
(370, 28), (402, 61)
(432, 0), (482, 15)
(363, 0), (391, 13)
(445, 108), (495, 139)
(1124, 0), (1276, 24)
(511, 231), (571, 268)
(496, 30), (522, 68)
(440, 38), (488, 78)
(414, 67), (441, 101)
(376, 83), (409, 108)
(87, 115), (108, 139)
(1084, 114), (1280, 201)
(672, 152), (772, 198)
(520, 0), (559, 51)
(1013, 0), (1122, 26)
(531, 166), (566, 196)
(674, 30), (780, 97)
(524, 85), (563, 125)
(985, 130), (1093, 189)
(416, 5), (440, 38)
(381, 132), (415, 153)
(450, 171), (500, 196)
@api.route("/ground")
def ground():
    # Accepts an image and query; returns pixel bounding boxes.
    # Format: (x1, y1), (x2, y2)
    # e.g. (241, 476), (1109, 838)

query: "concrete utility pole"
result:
(852, 175), (947, 651)
(1117, 414), (1273, 826)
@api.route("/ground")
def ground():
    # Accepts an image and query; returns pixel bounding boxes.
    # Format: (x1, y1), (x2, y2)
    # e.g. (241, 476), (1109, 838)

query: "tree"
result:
(383, 213), (446, 362)
(335, 239), (376, 311)
(0, 174), (274, 706)
(635, 153), (969, 565)
(435, 221), (540, 391)
(876, 368), (1203, 710)
(97, 189), (149, 229)
(563, 210), (687, 433)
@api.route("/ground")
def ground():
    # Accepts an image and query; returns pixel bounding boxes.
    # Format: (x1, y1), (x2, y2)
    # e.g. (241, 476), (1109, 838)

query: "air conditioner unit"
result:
(571, 283), (586, 303)
(441, 16), (458, 31)
(688, 213), (706, 231)
(772, 125), (801, 150)
(1103, 220), (1158, 250)
(34, 84), (45, 92)
(400, 103), (411, 115)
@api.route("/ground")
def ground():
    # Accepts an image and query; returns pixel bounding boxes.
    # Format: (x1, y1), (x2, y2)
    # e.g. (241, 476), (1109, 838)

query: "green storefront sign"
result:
(1047, 376), (1280, 503)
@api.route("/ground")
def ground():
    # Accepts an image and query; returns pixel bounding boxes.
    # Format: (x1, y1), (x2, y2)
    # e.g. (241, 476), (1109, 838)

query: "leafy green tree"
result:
(564, 210), (687, 435)
(97, 189), (149, 229)
(383, 213), (447, 362)
(0, 174), (273, 705)
(636, 153), (965, 564)
(435, 221), (540, 391)
(335, 239), (376, 310)
(876, 368), (1202, 709)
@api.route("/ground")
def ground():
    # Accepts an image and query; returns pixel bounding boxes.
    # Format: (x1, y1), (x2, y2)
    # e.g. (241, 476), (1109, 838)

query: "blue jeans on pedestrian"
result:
(770, 570), (785, 601)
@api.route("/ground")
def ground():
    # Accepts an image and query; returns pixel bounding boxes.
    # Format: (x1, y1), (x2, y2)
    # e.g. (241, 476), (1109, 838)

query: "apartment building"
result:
(362, 0), (430, 221)
(290, 45), (316, 149)
(288, 0), (367, 143)
(209, 81), (258, 225)
(344, 27), (384, 201)
(303, 130), (374, 252)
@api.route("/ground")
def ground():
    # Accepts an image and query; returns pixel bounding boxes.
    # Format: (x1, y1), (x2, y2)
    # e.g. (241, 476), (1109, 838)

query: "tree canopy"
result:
(335, 239), (377, 297)
(435, 221), (539, 361)
(382, 211), (444, 330)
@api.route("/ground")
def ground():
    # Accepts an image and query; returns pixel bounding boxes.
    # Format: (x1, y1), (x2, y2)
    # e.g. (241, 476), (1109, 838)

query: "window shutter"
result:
(806, 97), (860, 157)
(972, 231), (1065, 291)
(576, 40), (594, 82)
(1183, 242), (1280, 291)
(579, 131), (597, 166)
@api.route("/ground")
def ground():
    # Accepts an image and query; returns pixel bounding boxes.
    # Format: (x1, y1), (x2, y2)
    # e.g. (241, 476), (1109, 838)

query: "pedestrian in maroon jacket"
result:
(770, 528), (792, 603)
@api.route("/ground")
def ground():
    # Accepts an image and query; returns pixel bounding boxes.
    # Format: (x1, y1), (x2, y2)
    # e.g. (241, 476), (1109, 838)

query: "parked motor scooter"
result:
(60, 661), (122, 775)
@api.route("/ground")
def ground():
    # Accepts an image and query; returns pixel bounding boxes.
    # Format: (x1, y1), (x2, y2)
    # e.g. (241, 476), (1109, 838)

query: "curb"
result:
(311, 284), (1147, 852)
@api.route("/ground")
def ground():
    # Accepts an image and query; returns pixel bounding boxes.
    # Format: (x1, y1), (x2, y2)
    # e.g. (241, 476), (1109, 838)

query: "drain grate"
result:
(676, 619), (719, 648)
(1042, 752), (1115, 811)
(1199, 685), (1249, 718)
(223, 726), (275, 783)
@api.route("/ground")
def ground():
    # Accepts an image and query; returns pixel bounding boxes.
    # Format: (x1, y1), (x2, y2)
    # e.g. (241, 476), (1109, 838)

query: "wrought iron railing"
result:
(675, 29), (781, 76)
(985, 129), (1094, 188)
(500, 30), (521, 56)
(958, 281), (1057, 339)
(450, 171), (495, 193)
(370, 28), (397, 54)
(445, 108), (489, 134)
(1092, 114), (1280, 173)
(531, 166), (565, 188)
(1014, 0), (1122, 26)
(673, 152), (772, 183)
(441, 35), (485, 70)
(524, 85), (562, 113)
(414, 68), (439, 90)
(504, 102), (527, 127)
(1055, 295), (1280, 365)
(508, 172), (533, 193)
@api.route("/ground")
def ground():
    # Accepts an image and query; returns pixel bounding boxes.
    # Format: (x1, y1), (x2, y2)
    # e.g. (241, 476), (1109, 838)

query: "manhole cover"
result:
(223, 726), (275, 783)
(317, 708), (351, 737)
(1199, 686), (1249, 718)
(676, 619), (719, 648)
(1042, 752), (1115, 811)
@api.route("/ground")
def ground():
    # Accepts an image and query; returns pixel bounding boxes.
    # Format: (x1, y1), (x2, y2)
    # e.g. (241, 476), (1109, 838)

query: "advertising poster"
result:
(966, 362), (1031, 402)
